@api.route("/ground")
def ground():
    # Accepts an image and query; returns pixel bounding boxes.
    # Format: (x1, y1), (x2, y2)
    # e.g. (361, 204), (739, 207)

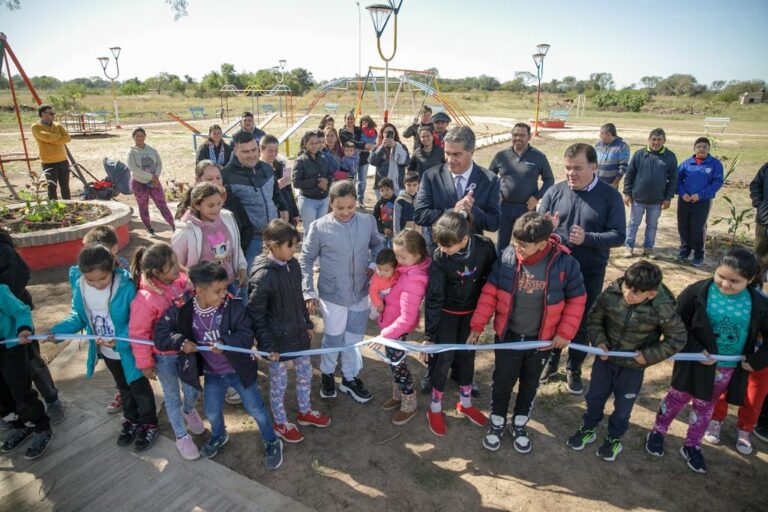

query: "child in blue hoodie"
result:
(676, 137), (724, 266)
(48, 245), (159, 452)
(0, 284), (53, 460)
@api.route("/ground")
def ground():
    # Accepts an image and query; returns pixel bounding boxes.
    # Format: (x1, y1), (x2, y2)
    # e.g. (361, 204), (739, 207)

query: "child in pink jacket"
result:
(377, 230), (431, 426)
(129, 242), (204, 461)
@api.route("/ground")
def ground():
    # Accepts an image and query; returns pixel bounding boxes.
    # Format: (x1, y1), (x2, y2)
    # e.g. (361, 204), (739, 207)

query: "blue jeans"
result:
(298, 196), (329, 232)
(356, 164), (368, 203)
(203, 372), (277, 442)
(626, 203), (662, 249)
(245, 235), (263, 275)
(154, 353), (200, 439)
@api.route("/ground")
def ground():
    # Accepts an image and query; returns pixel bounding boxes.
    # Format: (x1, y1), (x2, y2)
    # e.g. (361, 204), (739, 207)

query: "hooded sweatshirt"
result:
(378, 257), (432, 339)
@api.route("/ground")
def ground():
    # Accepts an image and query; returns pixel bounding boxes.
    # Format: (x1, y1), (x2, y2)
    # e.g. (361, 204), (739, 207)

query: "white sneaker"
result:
(625, 247), (635, 258)
(703, 420), (722, 445)
(736, 429), (753, 455)
(225, 388), (242, 405)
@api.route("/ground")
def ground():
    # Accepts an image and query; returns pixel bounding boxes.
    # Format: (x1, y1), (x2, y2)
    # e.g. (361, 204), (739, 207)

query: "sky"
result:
(3, 0), (767, 88)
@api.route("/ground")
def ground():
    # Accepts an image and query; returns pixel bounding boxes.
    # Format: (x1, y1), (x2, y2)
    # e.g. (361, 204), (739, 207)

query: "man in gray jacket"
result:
(623, 128), (677, 259)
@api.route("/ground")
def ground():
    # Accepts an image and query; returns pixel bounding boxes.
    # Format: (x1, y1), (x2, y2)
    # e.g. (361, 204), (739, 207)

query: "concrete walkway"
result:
(0, 342), (313, 512)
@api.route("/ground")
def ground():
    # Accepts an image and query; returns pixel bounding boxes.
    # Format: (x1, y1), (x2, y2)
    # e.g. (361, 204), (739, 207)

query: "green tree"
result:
(589, 72), (614, 91)
(639, 75), (662, 90)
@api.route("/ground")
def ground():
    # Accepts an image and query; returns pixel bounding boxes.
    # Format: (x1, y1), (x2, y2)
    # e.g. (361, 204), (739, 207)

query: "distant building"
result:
(740, 88), (766, 105)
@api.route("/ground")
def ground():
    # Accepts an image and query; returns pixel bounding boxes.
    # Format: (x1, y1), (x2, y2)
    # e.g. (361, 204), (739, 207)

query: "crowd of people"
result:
(3, 104), (767, 477)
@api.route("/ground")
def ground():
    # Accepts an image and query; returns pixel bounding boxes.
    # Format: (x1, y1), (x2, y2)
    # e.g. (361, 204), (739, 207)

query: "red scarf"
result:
(516, 245), (552, 266)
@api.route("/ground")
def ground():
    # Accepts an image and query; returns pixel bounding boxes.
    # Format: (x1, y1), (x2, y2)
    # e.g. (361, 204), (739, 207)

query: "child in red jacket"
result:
(469, 212), (586, 453)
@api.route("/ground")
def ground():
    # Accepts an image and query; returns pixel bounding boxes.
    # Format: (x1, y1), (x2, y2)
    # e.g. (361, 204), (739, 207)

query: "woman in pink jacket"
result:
(129, 242), (205, 460)
(377, 230), (431, 426)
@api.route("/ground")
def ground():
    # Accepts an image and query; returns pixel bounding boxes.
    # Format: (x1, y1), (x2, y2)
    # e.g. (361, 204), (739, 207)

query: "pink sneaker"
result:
(175, 434), (200, 460)
(183, 409), (206, 436)
(106, 392), (122, 414)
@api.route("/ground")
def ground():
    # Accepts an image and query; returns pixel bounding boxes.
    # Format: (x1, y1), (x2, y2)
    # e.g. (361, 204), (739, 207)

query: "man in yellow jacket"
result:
(31, 104), (71, 200)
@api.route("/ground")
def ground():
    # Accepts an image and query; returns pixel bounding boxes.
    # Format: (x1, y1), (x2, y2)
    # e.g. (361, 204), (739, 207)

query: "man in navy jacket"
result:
(537, 143), (626, 394)
(414, 125), (501, 255)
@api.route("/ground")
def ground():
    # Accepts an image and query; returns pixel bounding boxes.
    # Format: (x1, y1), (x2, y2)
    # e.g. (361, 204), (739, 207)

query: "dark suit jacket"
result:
(414, 162), (500, 233)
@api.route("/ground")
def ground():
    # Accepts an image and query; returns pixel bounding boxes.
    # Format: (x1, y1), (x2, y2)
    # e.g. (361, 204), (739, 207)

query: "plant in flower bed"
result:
(0, 171), (108, 233)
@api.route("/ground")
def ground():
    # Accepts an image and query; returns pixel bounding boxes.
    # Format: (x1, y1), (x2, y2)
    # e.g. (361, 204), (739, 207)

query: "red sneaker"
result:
(456, 403), (488, 427)
(274, 422), (304, 443)
(296, 410), (331, 428)
(427, 409), (447, 437)
(106, 392), (122, 414)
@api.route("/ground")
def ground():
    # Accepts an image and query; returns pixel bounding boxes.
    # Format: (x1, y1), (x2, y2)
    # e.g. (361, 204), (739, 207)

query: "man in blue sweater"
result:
(538, 143), (626, 394)
(623, 128), (677, 259)
(595, 123), (631, 188)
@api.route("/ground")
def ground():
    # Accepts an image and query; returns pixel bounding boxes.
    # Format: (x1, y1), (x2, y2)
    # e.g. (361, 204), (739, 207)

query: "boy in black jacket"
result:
(423, 212), (497, 437)
(394, 172), (419, 235)
(373, 178), (396, 248)
(154, 262), (283, 469)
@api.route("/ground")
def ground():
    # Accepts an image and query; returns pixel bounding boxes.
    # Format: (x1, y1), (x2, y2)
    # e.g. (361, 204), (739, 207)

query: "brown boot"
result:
(382, 382), (402, 411)
(392, 392), (417, 425)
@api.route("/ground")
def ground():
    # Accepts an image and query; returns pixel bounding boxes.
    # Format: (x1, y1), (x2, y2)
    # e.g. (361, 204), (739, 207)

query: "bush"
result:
(593, 90), (649, 112)
(119, 82), (147, 95)
(716, 92), (739, 104)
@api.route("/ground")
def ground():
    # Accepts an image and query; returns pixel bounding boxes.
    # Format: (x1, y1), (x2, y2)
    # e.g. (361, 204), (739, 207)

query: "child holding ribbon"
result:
(647, 248), (768, 474)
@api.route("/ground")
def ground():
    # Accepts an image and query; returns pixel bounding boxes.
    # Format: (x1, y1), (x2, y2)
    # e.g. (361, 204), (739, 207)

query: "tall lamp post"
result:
(532, 43), (550, 137)
(366, 0), (403, 123)
(272, 59), (287, 118)
(98, 46), (122, 129)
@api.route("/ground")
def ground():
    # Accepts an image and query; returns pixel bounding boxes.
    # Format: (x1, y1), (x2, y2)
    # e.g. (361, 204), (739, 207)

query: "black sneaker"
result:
(46, 400), (65, 426)
(511, 423), (532, 454)
(339, 377), (373, 404)
(691, 258), (704, 268)
(201, 433), (230, 458)
(470, 381), (481, 398)
(597, 437), (622, 461)
(645, 430), (665, 457)
(24, 430), (54, 460)
(1, 426), (32, 452)
(133, 424), (159, 452)
(117, 420), (140, 447)
(264, 439), (284, 470)
(483, 415), (505, 451)
(567, 426), (596, 450)
(539, 362), (558, 384)
(419, 373), (433, 395)
(680, 445), (707, 474)
(566, 370), (583, 395)
(753, 424), (768, 444)
(320, 373), (337, 399)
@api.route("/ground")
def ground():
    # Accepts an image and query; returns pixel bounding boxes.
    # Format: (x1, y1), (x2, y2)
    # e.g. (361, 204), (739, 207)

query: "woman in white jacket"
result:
(171, 182), (247, 299)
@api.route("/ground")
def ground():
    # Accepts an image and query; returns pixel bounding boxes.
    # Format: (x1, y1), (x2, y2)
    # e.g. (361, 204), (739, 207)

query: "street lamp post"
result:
(366, 0), (403, 123)
(273, 59), (287, 118)
(97, 46), (122, 129)
(532, 43), (550, 137)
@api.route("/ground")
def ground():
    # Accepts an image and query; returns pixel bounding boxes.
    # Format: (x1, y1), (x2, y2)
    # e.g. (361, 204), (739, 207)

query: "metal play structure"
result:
(291, 67), (473, 126)
(219, 84), (294, 126)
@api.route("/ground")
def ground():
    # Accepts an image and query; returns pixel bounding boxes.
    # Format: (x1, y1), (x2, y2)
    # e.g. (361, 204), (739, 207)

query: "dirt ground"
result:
(11, 122), (768, 512)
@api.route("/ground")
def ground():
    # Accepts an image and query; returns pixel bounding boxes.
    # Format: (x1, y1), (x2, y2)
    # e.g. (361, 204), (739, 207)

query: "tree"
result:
(710, 80), (726, 92)
(288, 68), (315, 95)
(561, 75), (577, 92)
(639, 75), (662, 90)
(655, 74), (705, 96)
(514, 71), (536, 85)
(200, 71), (224, 94)
(220, 63), (239, 87)
(589, 72), (614, 91)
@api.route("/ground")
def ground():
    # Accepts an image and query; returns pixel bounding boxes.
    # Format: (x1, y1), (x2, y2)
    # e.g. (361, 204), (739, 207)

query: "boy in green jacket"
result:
(567, 261), (687, 461)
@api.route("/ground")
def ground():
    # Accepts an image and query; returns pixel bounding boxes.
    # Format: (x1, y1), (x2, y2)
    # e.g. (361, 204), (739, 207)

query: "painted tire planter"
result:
(530, 119), (566, 129)
(10, 200), (132, 270)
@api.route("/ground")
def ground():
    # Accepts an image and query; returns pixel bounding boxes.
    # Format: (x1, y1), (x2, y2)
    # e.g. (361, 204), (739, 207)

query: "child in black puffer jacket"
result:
(248, 220), (331, 444)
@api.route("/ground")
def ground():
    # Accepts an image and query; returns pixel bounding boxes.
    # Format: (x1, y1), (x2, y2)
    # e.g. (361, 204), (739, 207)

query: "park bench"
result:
(549, 109), (570, 120)
(189, 106), (205, 118)
(324, 102), (339, 114)
(262, 104), (275, 114)
(704, 117), (731, 133)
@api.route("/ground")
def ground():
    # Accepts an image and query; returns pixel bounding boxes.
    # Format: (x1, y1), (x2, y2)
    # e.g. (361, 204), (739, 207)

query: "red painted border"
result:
(18, 223), (130, 270)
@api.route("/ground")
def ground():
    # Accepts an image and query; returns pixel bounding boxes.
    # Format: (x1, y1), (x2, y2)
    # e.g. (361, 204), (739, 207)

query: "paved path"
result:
(0, 342), (313, 512)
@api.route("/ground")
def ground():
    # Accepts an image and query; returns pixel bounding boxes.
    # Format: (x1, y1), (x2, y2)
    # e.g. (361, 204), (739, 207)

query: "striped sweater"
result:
(595, 137), (631, 184)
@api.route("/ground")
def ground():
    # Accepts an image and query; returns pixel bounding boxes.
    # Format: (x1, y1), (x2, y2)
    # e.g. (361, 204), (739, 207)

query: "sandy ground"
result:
(9, 124), (767, 512)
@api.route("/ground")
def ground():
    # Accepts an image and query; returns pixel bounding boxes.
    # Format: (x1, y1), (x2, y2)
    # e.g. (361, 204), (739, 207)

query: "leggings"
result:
(268, 356), (313, 425)
(652, 367), (735, 447)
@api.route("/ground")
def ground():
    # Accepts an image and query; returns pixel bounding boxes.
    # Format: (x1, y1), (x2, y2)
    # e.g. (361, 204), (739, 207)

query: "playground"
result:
(1, 27), (768, 512)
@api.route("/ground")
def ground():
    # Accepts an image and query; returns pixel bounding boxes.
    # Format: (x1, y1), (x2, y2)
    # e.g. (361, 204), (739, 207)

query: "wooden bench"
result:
(549, 109), (570, 120)
(189, 106), (205, 118)
(324, 103), (339, 114)
(704, 117), (730, 133)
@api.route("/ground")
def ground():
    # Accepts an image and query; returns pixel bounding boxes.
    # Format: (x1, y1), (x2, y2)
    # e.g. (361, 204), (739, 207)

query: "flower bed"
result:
(6, 200), (132, 270)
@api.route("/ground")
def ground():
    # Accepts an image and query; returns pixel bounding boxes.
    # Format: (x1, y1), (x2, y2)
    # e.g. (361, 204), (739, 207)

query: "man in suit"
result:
(415, 125), (501, 254)
(414, 125), (501, 396)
